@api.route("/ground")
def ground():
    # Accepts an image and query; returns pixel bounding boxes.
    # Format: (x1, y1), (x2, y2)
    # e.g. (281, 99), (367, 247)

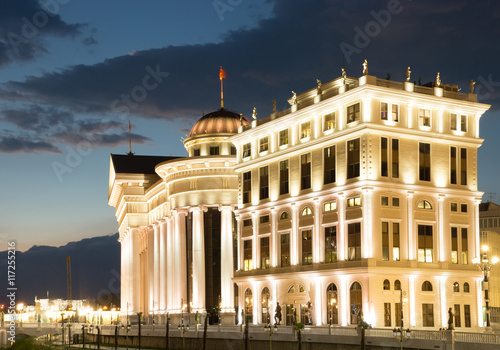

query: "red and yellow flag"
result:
(219, 67), (226, 80)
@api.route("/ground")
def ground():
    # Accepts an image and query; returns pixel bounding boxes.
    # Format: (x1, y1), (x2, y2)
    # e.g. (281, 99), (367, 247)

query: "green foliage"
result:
(294, 322), (304, 331)
(357, 319), (370, 329)
(7, 337), (56, 350)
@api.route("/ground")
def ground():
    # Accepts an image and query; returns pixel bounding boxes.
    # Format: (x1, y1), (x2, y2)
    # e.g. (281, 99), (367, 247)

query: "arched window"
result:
(327, 283), (338, 325)
(417, 200), (433, 209)
(261, 287), (270, 324)
(394, 280), (401, 291)
(301, 207), (312, 216)
(350, 282), (362, 325)
(244, 288), (253, 323)
(383, 279), (390, 290)
(280, 211), (290, 220)
(453, 282), (460, 293)
(463, 282), (470, 293)
(422, 281), (433, 291)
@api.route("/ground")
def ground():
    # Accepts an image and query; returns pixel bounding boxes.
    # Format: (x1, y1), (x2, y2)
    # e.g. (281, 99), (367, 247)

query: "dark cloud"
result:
(0, 0), (499, 154)
(0, 0), (83, 66)
(0, 134), (60, 154)
(83, 36), (97, 46)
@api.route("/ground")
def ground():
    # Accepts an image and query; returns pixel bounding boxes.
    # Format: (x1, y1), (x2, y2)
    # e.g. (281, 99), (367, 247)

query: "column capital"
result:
(218, 204), (235, 212)
(361, 187), (374, 194)
(173, 208), (189, 216)
(407, 191), (414, 198)
(438, 194), (446, 201)
(337, 192), (345, 199)
(190, 205), (208, 213)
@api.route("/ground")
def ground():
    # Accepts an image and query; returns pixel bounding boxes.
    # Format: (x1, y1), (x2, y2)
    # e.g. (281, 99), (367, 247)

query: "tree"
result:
(295, 322), (304, 350)
(137, 312), (143, 350)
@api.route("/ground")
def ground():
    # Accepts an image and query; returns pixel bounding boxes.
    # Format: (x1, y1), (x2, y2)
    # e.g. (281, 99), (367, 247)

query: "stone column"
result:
(120, 233), (128, 322)
(313, 199), (321, 263)
(407, 191), (414, 260)
(174, 209), (188, 311)
(148, 226), (155, 316)
(130, 229), (141, 313)
(291, 203), (299, 265)
(337, 193), (346, 261)
(191, 206), (206, 313)
(270, 208), (278, 267)
(220, 205), (236, 324)
(159, 221), (167, 312)
(153, 223), (160, 314)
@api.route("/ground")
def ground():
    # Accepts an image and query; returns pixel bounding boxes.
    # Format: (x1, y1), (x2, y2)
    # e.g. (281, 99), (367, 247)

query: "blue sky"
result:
(0, 0), (499, 251)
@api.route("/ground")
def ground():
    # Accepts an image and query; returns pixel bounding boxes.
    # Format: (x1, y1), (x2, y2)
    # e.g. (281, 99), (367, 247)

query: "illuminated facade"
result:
(108, 109), (249, 325)
(230, 73), (490, 330)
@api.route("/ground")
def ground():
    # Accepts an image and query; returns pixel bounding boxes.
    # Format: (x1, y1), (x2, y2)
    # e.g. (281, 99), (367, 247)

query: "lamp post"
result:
(264, 323), (278, 350)
(121, 323), (131, 350)
(178, 299), (189, 349)
(392, 290), (410, 350)
(89, 324), (94, 349)
(473, 245), (499, 332)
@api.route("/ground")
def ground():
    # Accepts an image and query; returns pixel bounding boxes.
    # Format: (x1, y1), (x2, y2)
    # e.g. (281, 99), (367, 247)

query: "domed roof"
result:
(188, 108), (250, 137)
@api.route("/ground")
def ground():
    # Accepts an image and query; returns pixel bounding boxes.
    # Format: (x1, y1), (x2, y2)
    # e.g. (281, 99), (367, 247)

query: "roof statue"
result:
(316, 79), (322, 95)
(290, 91), (297, 105)
(436, 72), (442, 87)
(341, 68), (347, 84)
(363, 59), (368, 75)
(386, 73), (391, 81)
(470, 79), (476, 94)
(252, 107), (257, 120)
(272, 99), (277, 113)
(406, 66), (411, 82)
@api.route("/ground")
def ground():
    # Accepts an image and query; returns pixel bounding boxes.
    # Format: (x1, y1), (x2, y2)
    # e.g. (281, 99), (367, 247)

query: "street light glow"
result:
(492, 256), (499, 265)
(482, 245), (489, 252)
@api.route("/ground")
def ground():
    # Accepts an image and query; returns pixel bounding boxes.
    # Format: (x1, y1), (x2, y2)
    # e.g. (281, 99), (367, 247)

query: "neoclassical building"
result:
(109, 67), (492, 331)
(108, 109), (249, 324)
(230, 72), (490, 330)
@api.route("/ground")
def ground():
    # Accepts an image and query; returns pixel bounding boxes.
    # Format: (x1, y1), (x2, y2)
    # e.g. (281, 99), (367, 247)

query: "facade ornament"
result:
(436, 72), (441, 87)
(316, 79), (322, 95)
(239, 113), (243, 126)
(341, 68), (347, 84)
(252, 107), (257, 120)
(289, 91), (297, 105)
(272, 99), (277, 113)
(406, 66), (411, 82)
(362, 59), (368, 75)
(470, 79), (476, 93)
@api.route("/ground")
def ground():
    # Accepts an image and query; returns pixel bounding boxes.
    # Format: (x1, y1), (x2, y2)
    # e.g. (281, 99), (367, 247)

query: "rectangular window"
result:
(280, 233), (290, 267)
(419, 108), (431, 127)
(422, 304), (434, 327)
(300, 121), (311, 139)
(324, 201), (336, 212)
(418, 225), (433, 262)
(451, 227), (458, 264)
(347, 196), (361, 207)
(259, 215), (269, 224)
(348, 222), (361, 261)
(392, 139), (399, 178)
(325, 226), (337, 263)
(279, 129), (289, 146)
(324, 145), (336, 184)
(302, 230), (312, 265)
(243, 219), (252, 227)
(395, 303), (402, 327)
(194, 148), (200, 156)
(260, 237), (270, 270)
(242, 171), (251, 204)
(461, 204), (468, 212)
(451, 202), (458, 212)
(347, 138), (360, 179)
(259, 137), (269, 152)
(347, 103), (360, 123)
(301, 153), (311, 190)
(393, 222), (400, 261)
(419, 143), (431, 181)
(381, 137), (388, 177)
(230, 145), (237, 155)
(242, 143), (251, 158)
(392, 197), (400, 207)
(454, 304), (461, 328)
(460, 148), (467, 185)
(464, 305), (471, 327)
(451, 147), (457, 184)
(392, 104), (399, 121)
(382, 222), (389, 261)
(451, 113), (457, 131)
(324, 112), (335, 131)
(259, 166), (269, 200)
(381, 102), (388, 120)
(461, 228), (468, 264)
(243, 240), (252, 271)
(384, 303), (391, 327)
(210, 146), (219, 155)
(279, 160), (289, 195)
(461, 115), (467, 132)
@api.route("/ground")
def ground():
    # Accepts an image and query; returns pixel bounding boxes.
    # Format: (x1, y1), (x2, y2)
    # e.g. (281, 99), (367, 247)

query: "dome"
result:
(188, 108), (250, 137)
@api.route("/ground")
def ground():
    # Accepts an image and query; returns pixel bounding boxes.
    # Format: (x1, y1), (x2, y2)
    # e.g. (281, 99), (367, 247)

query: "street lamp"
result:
(473, 245), (499, 332)
(121, 323), (131, 350)
(392, 290), (410, 350)
(178, 299), (189, 349)
(264, 323), (278, 350)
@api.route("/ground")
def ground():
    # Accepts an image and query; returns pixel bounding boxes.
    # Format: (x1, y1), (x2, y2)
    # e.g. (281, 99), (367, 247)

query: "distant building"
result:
(479, 201), (500, 320)
(109, 68), (492, 331)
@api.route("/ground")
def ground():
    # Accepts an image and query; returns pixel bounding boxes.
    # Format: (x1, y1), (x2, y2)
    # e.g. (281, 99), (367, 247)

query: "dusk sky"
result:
(1, 0), (499, 251)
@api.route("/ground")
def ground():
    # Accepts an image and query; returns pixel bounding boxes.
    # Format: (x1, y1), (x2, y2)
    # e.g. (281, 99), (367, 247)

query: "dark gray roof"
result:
(110, 154), (180, 174)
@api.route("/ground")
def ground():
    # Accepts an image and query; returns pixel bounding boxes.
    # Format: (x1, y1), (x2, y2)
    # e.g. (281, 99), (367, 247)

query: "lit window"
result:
(381, 196), (389, 206)
(279, 129), (288, 146)
(418, 225), (433, 263)
(300, 121), (311, 139)
(451, 114), (467, 132)
(419, 108), (431, 127)
(301, 230), (312, 265)
(347, 138), (360, 179)
(260, 237), (270, 269)
(381, 102), (388, 120)
(242, 143), (251, 158)
(324, 112), (335, 131)
(301, 153), (311, 190)
(394, 280), (401, 290)
(453, 282), (459, 293)
(381, 102), (399, 122)
(347, 103), (360, 123)
(417, 200), (432, 209)
(325, 226), (337, 263)
(301, 207), (312, 216)
(243, 240), (252, 271)
(281, 234), (290, 267)
(259, 137), (268, 152)
(383, 279), (390, 290)
(419, 143), (431, 181)
(279, 160), (289, 195)
(324, 201), (337, 212)
(280, 211), (290, 220)
(451, 203), (458, 212)
(347, 222), (361, 261)
(422, 304), (434, 327)
(347, 196), (361, 207)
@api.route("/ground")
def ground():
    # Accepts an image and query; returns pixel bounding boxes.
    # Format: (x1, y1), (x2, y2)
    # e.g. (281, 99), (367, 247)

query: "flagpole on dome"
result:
(220, 66), (226, 109)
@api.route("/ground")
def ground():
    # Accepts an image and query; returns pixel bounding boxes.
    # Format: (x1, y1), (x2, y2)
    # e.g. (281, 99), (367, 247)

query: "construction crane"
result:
(66, 256), (72, 309)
